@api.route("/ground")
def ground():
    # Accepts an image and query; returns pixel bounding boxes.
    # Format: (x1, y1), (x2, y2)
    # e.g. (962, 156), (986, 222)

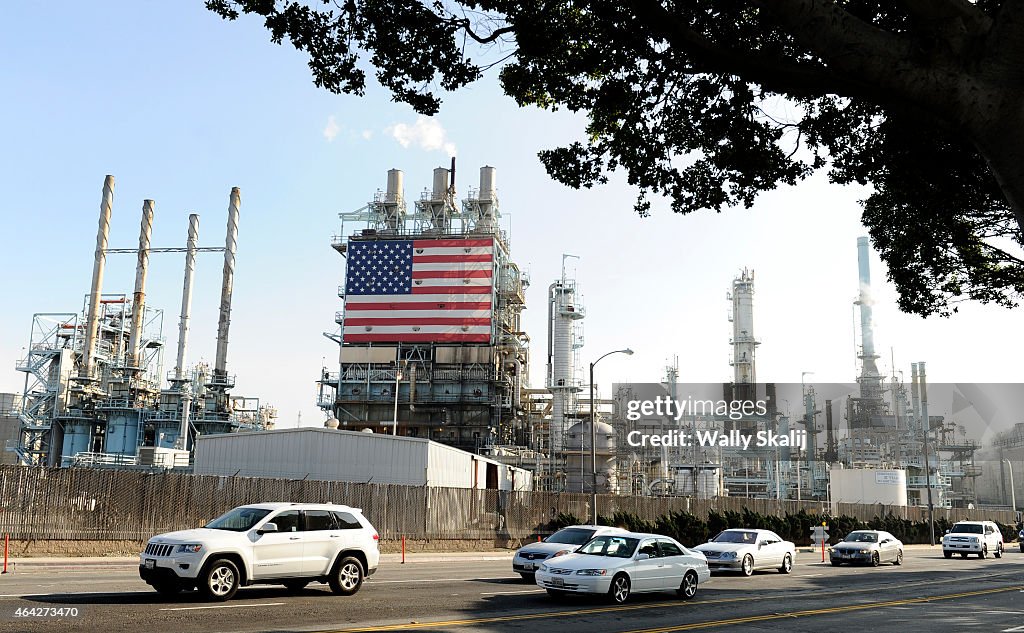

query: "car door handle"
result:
(330, 534), (341, 538)
(289, 536), (301, 540)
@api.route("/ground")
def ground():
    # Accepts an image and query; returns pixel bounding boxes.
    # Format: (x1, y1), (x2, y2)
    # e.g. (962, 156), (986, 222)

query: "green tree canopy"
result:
(207, 0), (1024, 316)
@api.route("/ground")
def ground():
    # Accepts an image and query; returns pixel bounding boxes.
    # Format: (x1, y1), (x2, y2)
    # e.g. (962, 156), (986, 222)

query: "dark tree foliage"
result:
(206, 0), (1024, 316)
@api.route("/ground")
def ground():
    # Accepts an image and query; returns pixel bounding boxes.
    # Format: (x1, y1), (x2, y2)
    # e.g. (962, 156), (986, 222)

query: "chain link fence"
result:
(0, 465), (1014, 542)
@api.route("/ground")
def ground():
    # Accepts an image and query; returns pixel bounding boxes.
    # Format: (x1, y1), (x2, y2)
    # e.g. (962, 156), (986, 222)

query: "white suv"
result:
(942, 520), (1004, 559)
(139, 502), (380, 601)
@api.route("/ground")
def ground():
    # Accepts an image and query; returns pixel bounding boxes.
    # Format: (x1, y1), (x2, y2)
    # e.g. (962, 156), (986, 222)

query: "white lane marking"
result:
(797, 574), (823, 577)
(159, 602), (286, 611)
(369, 577), (518, 584)
(481, 589), (545, 596)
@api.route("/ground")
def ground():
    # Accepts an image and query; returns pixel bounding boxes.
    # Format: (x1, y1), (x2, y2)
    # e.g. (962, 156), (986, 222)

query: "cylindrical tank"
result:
(564, 420), (617, 493)
(479, 166), (496, 201)
(674, 465), (722, 499)
(431, 168), (449, 200)
(548, 281), (584, 452)
(386, 169), (404, 204)
(324, 418), (340, 429)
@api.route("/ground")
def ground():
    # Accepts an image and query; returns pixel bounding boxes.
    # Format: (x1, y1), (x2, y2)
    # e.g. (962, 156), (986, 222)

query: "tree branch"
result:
(625, 0), (885, 101)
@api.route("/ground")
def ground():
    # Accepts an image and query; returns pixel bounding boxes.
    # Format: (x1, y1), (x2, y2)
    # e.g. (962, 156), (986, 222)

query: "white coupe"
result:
(534, 532), (710, 604)
(695, 528), (796, 576)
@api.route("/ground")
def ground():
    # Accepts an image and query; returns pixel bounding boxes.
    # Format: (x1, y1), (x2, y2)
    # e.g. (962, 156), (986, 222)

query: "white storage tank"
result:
(564, 420), (617, 493)
(674, 464), (722, 499)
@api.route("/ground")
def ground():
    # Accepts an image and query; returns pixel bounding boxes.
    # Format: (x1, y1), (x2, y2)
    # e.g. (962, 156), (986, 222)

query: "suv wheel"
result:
(943, 550), (952, 559)
(979, 545), (988, 559)
(329, 556), (364, 596)
(994, 543), (1003, 559)
(201, 558), (240, 602)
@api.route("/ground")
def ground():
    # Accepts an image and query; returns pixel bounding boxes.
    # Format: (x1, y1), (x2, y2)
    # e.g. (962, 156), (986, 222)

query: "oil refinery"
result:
(2, 169), (1009, 512)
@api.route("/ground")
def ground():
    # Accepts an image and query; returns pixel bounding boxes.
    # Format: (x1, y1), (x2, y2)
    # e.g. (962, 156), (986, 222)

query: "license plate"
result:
(523, 563), (534, 571)
(144, 559), (155, 569)
(550, 578), (564, 587)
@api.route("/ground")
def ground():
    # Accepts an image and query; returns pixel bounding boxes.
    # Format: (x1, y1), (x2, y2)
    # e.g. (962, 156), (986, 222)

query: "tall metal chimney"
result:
(214, 188), (240, 380)
(82, 175), (115, 379)
(856, 237), (882, 399)
(174, 214), (200, 381)
(127, 199), (154, 370)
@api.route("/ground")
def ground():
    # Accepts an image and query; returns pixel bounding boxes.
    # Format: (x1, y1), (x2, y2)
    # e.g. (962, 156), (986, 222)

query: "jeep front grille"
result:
(144, 543), (174, 557)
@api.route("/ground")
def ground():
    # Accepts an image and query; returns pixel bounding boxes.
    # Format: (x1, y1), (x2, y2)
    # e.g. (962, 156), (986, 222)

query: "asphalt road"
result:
(1, 547), (1022, 633)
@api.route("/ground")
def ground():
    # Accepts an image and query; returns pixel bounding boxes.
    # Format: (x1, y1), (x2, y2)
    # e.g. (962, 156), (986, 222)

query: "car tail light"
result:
(372, 533), (379, 541)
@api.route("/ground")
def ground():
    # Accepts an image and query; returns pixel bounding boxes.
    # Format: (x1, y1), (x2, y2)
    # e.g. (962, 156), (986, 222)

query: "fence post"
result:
(401, 535), (406, 564)
(2, 533), (8, 574)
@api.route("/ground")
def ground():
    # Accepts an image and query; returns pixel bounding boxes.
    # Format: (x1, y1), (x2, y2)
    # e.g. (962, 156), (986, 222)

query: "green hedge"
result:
(550, 509), (1017, 547)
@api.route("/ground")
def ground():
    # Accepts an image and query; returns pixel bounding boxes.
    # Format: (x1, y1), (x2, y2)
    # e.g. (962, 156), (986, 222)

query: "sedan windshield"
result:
(578, 535), (639, 558)
(844, 532), (878, 543)
(711, 530), (758, 544)
(547, 528), (597, 546)
(949, 523), (984, 534)
(205, 507), (271, 532)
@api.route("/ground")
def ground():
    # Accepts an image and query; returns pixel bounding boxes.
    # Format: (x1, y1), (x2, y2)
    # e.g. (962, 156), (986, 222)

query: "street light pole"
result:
(590, 348), (633, 525)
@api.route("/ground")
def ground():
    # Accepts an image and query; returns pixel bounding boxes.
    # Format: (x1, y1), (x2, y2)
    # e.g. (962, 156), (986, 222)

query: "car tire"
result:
(960, 552), (968, 558)
(519, 573), (535, 583)
(201, 558), (240, 602)
(1019, 543), (1023, 553)
(151, 580), (181, 596)
(741, 554), (754, 577)
(995, 544), (1003, 559)
(329, 556), (364, 596)
(677, 570), (699, 600)
(284, 580), (310, 593)
(779, 554), (793, 574)
(894, 550), (903, 566)
(831, 560), (842, 566)
(870, 552), (880, 567)
(546, 588), (567, 599)
(979, 545), (988, 559)
(943, 550), (952, 559)
(608, 573), (631, 604)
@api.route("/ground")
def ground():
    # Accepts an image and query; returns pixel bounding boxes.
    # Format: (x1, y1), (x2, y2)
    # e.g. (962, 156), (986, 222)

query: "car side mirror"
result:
(258, 522), (279, 534)
(944, 529), (950, 534)
(637, 553), (651, 560)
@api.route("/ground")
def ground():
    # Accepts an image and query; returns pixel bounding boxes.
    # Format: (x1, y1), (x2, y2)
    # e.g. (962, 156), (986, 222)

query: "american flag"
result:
(341, 238), (494, 343)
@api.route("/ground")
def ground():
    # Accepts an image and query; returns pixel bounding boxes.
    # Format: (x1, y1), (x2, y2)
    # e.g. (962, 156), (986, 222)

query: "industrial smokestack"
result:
(214, 188), (240, 379)
(856, 237), (882, 398)
(82, 175), (115, 379)
(431, 168), (449, 201)
(385, 169), (403, 204)
(174, 214), (200, 381)
(910, 363), (921, 433)
(127, 199), (154, 369)
(479, 166), (496, 202)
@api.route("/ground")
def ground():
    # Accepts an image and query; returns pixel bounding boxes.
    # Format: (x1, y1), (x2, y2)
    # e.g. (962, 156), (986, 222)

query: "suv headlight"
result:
(970, 537), (979, 543)
(176, 544), (203, 553)
(576, 569), (607, 576)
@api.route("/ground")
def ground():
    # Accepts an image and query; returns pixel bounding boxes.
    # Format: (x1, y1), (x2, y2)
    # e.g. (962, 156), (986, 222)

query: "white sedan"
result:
(535, 532), (710, 604)
(694, 528), (796, 576)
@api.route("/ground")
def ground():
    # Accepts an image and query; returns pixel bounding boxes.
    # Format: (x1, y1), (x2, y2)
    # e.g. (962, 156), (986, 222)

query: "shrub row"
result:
(551, 509), (1017, 547)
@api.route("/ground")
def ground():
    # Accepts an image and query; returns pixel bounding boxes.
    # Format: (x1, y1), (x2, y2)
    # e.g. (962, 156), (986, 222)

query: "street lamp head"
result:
(623, 348), (634, 355)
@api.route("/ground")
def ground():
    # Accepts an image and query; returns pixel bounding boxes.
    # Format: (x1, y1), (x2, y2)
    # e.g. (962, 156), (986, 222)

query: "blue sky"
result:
(1, 2), (1020, 428)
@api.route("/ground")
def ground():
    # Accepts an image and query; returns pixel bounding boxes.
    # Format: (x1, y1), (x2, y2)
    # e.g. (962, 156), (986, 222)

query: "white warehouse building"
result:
(193, 427), (533, 490)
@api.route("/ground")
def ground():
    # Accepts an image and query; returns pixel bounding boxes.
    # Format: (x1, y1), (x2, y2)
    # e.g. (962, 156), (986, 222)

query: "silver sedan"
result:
(829, 530), (903, 566)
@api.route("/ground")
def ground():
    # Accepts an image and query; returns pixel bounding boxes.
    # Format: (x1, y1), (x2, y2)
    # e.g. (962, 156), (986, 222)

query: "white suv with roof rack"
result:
(139, 502), (380, 601)
(942, 520), (1003, 559)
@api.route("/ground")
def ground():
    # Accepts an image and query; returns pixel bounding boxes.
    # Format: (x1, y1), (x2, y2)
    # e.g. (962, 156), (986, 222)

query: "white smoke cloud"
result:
(387, 116), (457, 156)
(323, 115), (341, 142)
